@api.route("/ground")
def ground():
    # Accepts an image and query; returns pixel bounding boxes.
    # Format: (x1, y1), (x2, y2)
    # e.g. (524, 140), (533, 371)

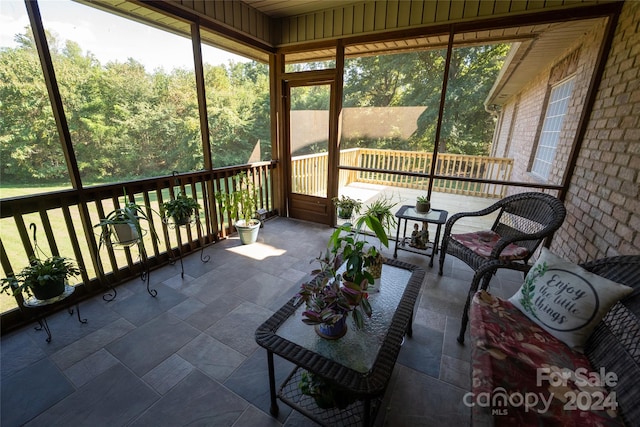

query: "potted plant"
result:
(295, 214), (391, 338)
(299, 370), (356, 409)
(295, 243), (372, 339)
(332, 195), (362, 219)
(362, 195), (397, 238)
(216, 172), (261, 245)
(94, 192), (159, 247)
(416, 195), (431, 213)
(162, 192), (201, 226)
(1, 256), (81, 300)
(354, 212), (390, 292)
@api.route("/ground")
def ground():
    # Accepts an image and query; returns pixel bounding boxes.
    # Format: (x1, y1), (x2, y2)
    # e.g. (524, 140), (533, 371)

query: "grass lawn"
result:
(0, 183), (183, 313)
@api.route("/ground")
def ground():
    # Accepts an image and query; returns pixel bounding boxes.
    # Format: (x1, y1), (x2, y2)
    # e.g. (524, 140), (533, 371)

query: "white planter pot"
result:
(235, 219), (260, 245)
(110, 223), (139, 245)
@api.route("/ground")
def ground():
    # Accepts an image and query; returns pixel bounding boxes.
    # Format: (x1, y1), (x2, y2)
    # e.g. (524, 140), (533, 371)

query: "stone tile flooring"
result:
(1, 217), (523, 426)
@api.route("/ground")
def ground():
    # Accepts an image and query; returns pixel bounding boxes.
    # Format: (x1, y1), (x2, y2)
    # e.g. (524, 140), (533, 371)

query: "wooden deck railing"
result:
(293, 148), (513, 198)
(0, 163), (274, 331)
(2, 149), (512, 329)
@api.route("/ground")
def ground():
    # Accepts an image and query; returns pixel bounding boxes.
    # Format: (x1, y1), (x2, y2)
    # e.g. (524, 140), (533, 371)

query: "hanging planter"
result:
(94, 191), (159, 248)
(162, 192), (200, 226)
(1, 256), (80, 301)
(109, 223), (140, 245)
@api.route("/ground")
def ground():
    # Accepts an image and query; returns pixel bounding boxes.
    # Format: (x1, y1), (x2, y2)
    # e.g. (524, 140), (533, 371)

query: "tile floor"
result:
(1, 217), (523, 427)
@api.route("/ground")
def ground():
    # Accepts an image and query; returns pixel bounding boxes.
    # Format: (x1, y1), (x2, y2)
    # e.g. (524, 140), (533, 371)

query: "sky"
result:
(0, 0), (246, 72)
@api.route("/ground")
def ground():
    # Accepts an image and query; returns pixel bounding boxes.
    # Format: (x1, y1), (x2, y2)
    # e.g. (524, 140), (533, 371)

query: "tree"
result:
(343, 45), (508, 156)
(411, 45), (509, 155)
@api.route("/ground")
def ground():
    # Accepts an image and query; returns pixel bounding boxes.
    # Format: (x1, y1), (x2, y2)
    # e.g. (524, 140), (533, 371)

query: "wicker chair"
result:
(437, 192), (566, 343)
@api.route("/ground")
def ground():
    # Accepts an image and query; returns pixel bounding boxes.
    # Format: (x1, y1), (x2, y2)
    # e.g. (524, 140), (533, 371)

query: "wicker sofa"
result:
(467, 255), (640, 427)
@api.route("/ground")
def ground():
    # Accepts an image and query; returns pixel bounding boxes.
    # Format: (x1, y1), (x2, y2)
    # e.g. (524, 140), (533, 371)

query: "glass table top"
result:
(276, 264), (412, 373)
(396, 205), (448, 223)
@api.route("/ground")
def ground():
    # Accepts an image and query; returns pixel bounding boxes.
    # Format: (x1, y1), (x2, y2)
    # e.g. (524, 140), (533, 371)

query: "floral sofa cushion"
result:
(470, 290), (624, 426)
(451, 230), (529, 261)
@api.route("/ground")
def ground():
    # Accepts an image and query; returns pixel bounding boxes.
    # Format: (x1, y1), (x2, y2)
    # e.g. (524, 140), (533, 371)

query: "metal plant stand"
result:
(97, 230), (156, 301)
(23, 285), (87, 342)
(19, 223), (87, 342)
(163, 217), (210, 279)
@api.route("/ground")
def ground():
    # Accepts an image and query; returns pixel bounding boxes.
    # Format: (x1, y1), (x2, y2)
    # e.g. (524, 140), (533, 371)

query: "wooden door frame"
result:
(281, 69), (338, 225)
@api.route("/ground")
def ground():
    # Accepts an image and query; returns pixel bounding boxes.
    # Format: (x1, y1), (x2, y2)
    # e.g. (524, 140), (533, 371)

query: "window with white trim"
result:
(531, 77), (575, 180)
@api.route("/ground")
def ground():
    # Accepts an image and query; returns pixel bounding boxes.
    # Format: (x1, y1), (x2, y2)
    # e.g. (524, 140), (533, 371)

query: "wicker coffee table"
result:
(255, 258), (424, 426)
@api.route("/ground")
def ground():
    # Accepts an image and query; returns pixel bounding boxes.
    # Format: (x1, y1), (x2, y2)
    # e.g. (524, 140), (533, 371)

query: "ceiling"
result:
(242, 0), (353, 18)
(81, 0), (605, 106)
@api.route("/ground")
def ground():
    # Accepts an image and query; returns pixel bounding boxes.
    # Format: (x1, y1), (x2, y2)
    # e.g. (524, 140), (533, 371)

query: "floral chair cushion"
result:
(451, 230), (529, 261)
(470, 290), (623, 426)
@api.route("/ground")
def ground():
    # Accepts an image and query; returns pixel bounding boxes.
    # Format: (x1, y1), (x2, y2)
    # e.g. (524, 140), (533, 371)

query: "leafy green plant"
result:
(162, 192), (201, 225)
(299, 371), (355, 409)
(332, 195), (362, 219)
(1, 256), (81, 297)
(216, 172), (260, 226)
(94, 191), (159, 247)
(415, 194), (431, 213)
(362, 195), (397, 236)
(295, 216), (393, 330)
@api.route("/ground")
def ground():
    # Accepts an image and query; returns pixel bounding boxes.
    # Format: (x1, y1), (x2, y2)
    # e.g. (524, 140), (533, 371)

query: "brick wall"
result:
(553, 1), (640, 261)
(494, 21), (606, 187)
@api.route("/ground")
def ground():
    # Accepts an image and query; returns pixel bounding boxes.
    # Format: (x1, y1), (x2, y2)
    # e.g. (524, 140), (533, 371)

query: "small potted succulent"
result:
(1, 256), (81, 300)
(332, 195), (362, 219)
(216, 172), (261, 245)
(415, 195), (431, 213)
(162, 192), (201, 226)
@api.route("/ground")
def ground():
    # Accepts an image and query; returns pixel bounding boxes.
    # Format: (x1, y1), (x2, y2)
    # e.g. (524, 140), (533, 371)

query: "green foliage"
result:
(216, 172), (259, 225)
(332, 195), (362, 219)
(343, 45), (508, 156)
(1, 256), (81, 297)
(361, 195), (397, 238)
(93, 191), (160, 246)
(299, 371), (355, 409)
(0, 29), (270, 184)
(1, 26), (507, 184)
(296, 223), (384, 330)
(162, 193), (201, 224)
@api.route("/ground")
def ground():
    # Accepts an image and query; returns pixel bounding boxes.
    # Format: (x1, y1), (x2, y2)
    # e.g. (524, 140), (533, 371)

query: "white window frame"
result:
(531, 76), (576, 180)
